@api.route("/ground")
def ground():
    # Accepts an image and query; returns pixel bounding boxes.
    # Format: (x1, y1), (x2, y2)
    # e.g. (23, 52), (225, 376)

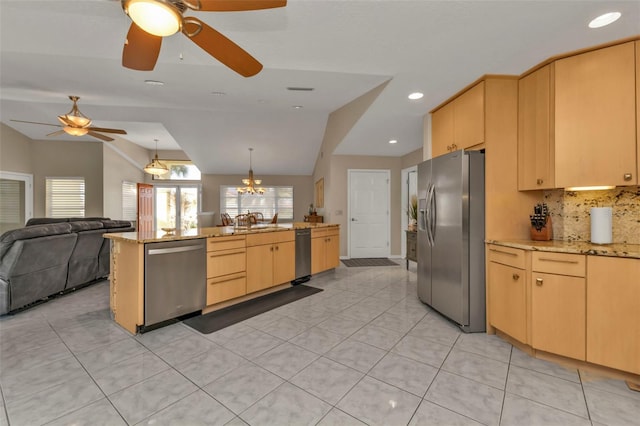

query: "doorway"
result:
(348, 169), (390, 258)
(154, 184), (200, 232)
(0, 171), (33, 233)
(401, 166), (418, 258)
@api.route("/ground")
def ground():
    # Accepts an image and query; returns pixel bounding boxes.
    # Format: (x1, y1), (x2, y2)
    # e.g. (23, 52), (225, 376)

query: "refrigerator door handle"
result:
(425, 184), (434, 246)
(429, 184), (437, 243)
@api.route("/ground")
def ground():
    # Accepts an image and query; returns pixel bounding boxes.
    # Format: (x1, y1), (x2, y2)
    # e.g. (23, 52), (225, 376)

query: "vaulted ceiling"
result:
(1, 0), (638, 175)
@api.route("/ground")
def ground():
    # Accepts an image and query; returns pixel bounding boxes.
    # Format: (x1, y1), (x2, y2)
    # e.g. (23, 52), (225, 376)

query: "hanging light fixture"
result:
(144, 139), (169, 176)
(237, 148), (265, 195)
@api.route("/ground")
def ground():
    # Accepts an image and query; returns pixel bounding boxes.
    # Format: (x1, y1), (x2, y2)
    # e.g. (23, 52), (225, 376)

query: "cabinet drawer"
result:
(326, 227), (340, 237)
(311, 228), (328, 238)
(207, 250), (246, 277)
(207, 273), (246, 305)
(487, 245), (525, 269)
(246, 230), (294, 247)
(208, 236), (245, 252)
(532, 252), (585, 277)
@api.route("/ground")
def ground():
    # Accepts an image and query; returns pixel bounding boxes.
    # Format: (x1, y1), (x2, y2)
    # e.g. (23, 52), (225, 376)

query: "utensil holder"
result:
(530, 217), (552, 241)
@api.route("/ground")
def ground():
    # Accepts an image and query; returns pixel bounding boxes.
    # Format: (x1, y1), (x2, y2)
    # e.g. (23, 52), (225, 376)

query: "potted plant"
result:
(408, 195), (418, 231)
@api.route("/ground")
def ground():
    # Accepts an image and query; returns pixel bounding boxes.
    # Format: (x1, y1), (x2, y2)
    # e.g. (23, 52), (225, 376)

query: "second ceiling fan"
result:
(121, 0), (287, 77)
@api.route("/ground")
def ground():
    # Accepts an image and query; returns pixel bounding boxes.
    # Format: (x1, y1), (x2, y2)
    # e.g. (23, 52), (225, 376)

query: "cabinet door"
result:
(555, 42), (636, 187)
(587, 256), (640, 374)
(273, 240), (295, 285)
(431, 102), (454, 157)
(326, 232), (340, 270)
(531, 272), (585, 360)
(246, 244), (273, 293)
(488, 262), (527, 343)
(453, 81), (485, 149)
(637, 41), (640, 184)
(518, 64), (554, 190)
(311, 236), (326, 274)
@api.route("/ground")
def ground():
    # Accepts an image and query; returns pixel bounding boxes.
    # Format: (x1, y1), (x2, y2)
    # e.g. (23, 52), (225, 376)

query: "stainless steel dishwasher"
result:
(293, 228), (311, 284)
(144, 238), (206, 327)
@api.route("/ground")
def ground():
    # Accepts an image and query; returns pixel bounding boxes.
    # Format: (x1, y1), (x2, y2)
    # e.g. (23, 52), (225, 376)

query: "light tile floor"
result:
(1, 263), (638, 426)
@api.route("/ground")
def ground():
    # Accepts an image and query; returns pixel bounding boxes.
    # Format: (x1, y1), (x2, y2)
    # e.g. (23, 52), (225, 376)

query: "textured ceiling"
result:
(1, 0), (638, 175)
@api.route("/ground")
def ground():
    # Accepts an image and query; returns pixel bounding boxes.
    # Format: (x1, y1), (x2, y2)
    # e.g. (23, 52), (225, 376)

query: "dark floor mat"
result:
(341, 258), (399, 267)
(183, 285), (323, 334)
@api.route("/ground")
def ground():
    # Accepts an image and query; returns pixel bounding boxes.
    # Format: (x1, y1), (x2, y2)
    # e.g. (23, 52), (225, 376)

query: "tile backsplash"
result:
(544, 186), (640, 245)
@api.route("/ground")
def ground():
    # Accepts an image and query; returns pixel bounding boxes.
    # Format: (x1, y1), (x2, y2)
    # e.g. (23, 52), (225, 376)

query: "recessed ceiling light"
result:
(408, 92), (424, 100)
(144, 79), (164, 86)
(588, 12), (621, 28)
(211, 91), (226, 96)
(292, 105), (303, 109)
(389, 139), (398, 144)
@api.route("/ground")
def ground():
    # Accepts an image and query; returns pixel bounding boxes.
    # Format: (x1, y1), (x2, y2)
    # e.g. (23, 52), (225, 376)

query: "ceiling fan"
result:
(120, 0), (287, 77)
(11, 96), (127, 142)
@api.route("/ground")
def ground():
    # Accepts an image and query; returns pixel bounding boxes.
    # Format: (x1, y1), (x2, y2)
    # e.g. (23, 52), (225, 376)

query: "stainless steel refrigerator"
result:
(417, 150), (486, 333)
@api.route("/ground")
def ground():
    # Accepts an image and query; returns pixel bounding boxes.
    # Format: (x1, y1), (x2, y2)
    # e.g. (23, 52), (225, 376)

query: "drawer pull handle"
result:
(536, 278), (543, 286)
(623, 173), (632, 181)
(489, 249), (518, 257)
(538, 258), (579, 264)
(512, 273), (520, 280)
(536, 178), (544, 185)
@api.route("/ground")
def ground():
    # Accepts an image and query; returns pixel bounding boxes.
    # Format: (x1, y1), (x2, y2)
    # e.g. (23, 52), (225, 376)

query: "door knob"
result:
(536, 278), (543, 286)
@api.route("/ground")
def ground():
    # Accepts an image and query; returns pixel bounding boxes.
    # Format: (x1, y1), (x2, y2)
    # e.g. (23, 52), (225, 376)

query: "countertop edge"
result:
(486, 239), (640, 259)
(105, 223), (339, 244)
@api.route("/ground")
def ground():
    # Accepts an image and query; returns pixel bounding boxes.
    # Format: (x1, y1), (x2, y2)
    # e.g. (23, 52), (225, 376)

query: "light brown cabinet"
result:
(311, 227), (340, 274)
(431, 81), (485, 158)
(518, 64), (555, 190)
(530, 252), (586, 361)
(587, 256), (640, 375)
(487, 245), (527, 343)
(206, 235), (246, 306)
(246, 231), (295, 294)
(519, 41), (638, 190)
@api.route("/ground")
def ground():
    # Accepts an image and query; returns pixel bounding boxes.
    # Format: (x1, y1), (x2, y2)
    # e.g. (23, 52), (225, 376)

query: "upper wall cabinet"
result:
(555, 42), (637, 188)
(519, 41), (637, 190)
(432, 81), (485, 157)
(518, 64), (555, 190)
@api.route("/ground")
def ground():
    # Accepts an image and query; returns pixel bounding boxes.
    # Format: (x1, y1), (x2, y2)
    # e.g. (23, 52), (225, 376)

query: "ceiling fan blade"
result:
(183, 17), (262, 77)
(195, 0), (286, 11)
(88, 131), (114, 142)
(122, 22), (162, 71)
(10, 119), (62, 128)
(87, 127), (127, 135)
(46, 130), (66, 137)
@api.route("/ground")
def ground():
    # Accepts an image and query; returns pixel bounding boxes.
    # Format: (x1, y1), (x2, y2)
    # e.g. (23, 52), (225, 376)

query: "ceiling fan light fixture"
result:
(124, 0), (182, 37)
(63, 126), (89, 136)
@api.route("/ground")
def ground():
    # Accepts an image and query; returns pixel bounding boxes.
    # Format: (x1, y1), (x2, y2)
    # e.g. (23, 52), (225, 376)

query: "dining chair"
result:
(270, 213), (278, 224)
(221, 213), (233, 226)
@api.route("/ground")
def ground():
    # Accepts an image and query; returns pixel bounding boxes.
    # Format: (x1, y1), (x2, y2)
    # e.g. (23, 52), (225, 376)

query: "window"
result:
(122, 181), (137, 221)
(46, 177), (85, 218)
(154, 184), (200, 231)
(220, 186), (293, 221)
(152, 160), (201, 181)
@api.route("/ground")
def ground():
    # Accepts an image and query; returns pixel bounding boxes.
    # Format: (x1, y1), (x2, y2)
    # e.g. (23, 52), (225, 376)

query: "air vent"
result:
(287, 87), (314, 91)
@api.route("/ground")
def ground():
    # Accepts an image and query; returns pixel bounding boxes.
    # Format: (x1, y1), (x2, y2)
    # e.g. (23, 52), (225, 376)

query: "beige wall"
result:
(0, 123), (33, 173)
(103, 145), (145, 220)
(401, 148), (423, 169)
(31, 139), (104, 217)
(201, 174), (314, 223)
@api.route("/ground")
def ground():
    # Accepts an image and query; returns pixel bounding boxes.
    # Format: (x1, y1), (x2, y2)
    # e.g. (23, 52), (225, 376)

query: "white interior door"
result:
(349, 169), (390, 258)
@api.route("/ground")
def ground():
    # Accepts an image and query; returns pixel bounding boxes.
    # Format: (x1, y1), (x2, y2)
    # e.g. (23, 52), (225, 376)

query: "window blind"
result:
(45, 177), (85, 218)
(220, 186), (293, 221)
(122, 181), (137, 221)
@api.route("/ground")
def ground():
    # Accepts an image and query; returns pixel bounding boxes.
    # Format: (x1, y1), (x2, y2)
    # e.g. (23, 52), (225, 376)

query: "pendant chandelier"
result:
(237, 148), (264, 195)
(143, 139), (169, 176)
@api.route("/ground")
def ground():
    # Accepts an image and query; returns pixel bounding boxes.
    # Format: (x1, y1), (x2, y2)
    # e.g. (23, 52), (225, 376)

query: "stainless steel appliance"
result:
(417, 150), (485, 332)
(293, 228), (311, 284)
(144, 239), (206, 327)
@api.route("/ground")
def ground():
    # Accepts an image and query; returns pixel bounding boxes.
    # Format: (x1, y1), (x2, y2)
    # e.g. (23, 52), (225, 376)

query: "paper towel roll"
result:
(590, 207), (612, 244)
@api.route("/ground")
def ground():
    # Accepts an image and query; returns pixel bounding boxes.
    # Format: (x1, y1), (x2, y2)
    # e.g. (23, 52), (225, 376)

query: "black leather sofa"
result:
(0, 218), (133, 314)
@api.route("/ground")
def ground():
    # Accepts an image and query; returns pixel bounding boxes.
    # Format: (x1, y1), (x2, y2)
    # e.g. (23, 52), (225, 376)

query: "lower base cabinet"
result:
(587, 256), (640, 374)
(311, 227), (340, 274)
(489, 260), (527, 343)
(246, 231), (295, 294)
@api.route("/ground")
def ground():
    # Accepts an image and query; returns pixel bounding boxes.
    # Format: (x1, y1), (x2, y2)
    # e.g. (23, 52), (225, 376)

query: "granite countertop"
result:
(104, 222), (339, 244)
(486, 239), (640, 259)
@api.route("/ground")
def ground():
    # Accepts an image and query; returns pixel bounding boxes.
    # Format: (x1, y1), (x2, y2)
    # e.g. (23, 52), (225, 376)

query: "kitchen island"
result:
(104, 223), (339, 334)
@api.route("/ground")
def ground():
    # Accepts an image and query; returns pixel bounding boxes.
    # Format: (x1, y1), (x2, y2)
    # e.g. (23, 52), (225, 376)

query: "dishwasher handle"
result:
(147, 245), (204, 255)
